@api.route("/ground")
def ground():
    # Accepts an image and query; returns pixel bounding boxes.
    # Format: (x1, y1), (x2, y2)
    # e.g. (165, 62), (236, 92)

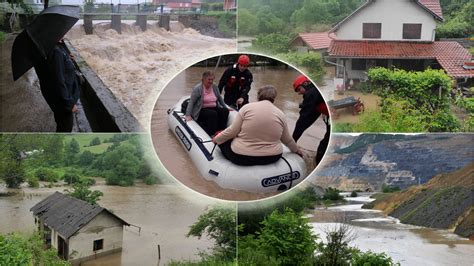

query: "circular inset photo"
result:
(151, 53), (331, 201)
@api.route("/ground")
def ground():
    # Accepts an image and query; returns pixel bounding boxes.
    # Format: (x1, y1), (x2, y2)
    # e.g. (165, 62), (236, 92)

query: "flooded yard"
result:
(0, 183), (222, 265)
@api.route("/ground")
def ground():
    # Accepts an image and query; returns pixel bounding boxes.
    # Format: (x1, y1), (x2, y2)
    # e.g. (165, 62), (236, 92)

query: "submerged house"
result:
(30, 192), (129, 264)
(326, 0), (473, 87)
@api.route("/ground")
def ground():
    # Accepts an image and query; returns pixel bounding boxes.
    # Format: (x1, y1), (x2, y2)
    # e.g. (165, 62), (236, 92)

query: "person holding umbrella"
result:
(292, 75), (330, 165)
(218, 54), (253, 109)
(11, 5), (81, 132)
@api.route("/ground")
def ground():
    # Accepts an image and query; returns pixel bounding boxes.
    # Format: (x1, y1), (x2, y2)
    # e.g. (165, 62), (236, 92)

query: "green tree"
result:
(0, 135), (39, 188)
(42, 135), (64, 166)
(63, 170), (82, 185)
(437, 1), (473, 38)
(64, 138), (80, 166)
(252, 33), (290, 54)
(2, 161), (25, 188)
(323, 187), (344, 201)
(78, 150), (95, 166)
(238, 9), (258, 36)
(256, 6), (285, 34)
(35, 168), (60, 182)
(315, 223), (355, 265)
(254, 208), (318, 265)
(103, 144), (140, 186)
(66, 181), (103, 205)
(89, 137), (101, 146)
(187, 207), (236, 260)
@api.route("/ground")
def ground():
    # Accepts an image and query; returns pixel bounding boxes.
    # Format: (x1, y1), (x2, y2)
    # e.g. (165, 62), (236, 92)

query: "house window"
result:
(403, 24), (422, 39)
(363, 23), (381, 39)
(352, 59), (366, 70)
(93, 239), (104, 251)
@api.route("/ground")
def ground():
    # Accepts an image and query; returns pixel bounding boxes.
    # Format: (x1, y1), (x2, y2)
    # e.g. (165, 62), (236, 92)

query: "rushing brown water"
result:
(0, 183), (220, 265)
(309, 193), (474, 266)
(151, 65), (328, 201)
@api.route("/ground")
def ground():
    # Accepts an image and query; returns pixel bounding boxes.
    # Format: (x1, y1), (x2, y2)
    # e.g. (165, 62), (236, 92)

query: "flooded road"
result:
(309, 193), (474, 266)
(151, 65), (328, 201)
(0, 183), (221, 265)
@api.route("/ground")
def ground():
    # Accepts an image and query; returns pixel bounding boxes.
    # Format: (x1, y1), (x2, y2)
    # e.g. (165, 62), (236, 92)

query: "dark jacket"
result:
(292, 83), (325, 142)
(218, 64), (253, 107)
(33, 44), (80, 113)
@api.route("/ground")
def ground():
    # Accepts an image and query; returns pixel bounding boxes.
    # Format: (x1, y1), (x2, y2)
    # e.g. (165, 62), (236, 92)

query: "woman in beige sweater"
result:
(212, 86), (303, 166)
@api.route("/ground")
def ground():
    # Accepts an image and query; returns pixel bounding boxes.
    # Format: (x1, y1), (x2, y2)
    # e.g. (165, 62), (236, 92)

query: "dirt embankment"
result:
(366, 163), (474, 239)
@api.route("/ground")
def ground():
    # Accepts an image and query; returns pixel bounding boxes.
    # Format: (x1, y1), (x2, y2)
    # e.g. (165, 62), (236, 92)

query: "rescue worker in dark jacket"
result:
(292, 75), (330, 164)
(218, 54), (253, 109)
(33, 40), (80, 132)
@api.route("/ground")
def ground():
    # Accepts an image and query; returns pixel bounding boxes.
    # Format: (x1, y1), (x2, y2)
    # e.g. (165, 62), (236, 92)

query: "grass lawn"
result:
(63, 134), (136, 154)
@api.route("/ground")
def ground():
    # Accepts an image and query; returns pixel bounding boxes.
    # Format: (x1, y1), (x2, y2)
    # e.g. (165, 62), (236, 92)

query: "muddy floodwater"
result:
(0, 183), (221, 265)
(309, 193), (474, 266)
(151, 66), (328, 201)
(0, 21), (235, 131)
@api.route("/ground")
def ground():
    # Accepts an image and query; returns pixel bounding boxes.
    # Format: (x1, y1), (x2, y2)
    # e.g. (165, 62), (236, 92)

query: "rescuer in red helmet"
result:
(292, 75), (330, 164)
(218, 54), (253, 109)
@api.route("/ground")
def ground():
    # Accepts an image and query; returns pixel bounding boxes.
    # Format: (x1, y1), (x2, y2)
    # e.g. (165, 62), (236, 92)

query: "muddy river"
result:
(0, 183), (224, 265)
(151, 66), (328, 201)
(0, 21), (235, 132)
(309, 193), (474, 266)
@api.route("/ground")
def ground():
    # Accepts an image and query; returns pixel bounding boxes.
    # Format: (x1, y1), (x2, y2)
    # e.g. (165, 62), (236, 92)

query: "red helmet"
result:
(293, 75), (309, 91)
(238, 55), (250, 66)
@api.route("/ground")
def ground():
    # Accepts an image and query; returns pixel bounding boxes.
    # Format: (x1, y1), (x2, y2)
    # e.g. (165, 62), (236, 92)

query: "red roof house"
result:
(326, 0), (473, 83)
(290, 32), (336, 52)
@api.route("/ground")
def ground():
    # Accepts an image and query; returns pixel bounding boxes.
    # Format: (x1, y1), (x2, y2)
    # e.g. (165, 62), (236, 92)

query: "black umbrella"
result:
(11, 5), (80, 81)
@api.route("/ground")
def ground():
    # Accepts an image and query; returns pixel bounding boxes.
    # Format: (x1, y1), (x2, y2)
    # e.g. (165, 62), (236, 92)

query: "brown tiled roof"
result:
(328, 40), (474, 78)
(417, 0), (443, 20)
(291, 32), (336, 50)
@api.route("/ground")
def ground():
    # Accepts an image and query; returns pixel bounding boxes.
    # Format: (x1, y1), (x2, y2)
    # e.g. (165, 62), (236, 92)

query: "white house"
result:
(30, 192), (129, 265)
(327, 0), (473, 85)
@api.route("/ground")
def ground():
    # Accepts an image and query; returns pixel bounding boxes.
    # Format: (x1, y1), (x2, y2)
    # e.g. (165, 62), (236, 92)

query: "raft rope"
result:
(198, 139), (217, 156)
(280, 156), (294, 190)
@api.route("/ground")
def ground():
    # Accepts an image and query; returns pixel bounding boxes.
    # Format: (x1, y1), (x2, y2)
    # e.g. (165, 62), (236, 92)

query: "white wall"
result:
(67, 212), (124, 261)
(336, 0), (437, 41)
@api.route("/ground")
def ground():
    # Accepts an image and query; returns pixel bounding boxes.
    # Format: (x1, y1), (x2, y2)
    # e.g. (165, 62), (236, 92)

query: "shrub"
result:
(382, 184), (401, 193)
(427, 111), (460, 132)
(35, 168), (59, 182)
(323, 187), (344, 201)
(252, 33), (290, 54)
(350, 191), (358, 197)
(351, 250), (396, 266)
(63, 172), (81, 185)
(276, 52), (325, 83)
(27, 176), (39, 188)
(256, 208), (318, 264)
(89, 137), (101, 146)
(144, 176), (157, 185)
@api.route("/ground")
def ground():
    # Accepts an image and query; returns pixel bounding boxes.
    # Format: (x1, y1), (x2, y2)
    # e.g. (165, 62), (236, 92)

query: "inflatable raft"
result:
(167, 97), (307, 193)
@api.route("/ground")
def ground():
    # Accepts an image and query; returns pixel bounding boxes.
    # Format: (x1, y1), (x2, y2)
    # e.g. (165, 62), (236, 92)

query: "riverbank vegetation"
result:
(0, 134), (159, 189)
(0, 232), (69, 265)
(170, 187), (396, 265)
